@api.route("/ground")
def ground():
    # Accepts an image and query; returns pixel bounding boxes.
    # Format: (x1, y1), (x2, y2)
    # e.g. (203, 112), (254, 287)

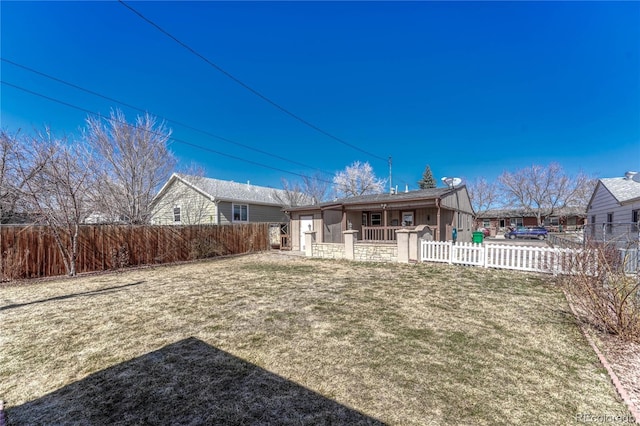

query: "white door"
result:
(300, 215), (313, 251)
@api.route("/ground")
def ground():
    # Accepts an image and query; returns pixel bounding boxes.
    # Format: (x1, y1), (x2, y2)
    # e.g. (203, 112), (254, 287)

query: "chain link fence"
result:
(584, 223), (640, 273)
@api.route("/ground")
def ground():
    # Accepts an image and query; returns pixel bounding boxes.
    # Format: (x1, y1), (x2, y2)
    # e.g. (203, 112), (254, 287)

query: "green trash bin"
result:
(472, 231), (484, 244)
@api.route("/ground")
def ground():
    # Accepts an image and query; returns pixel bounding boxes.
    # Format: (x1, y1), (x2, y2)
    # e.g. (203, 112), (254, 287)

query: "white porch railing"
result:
(420, 241), (594, 275)
(362, 226), (404, 241)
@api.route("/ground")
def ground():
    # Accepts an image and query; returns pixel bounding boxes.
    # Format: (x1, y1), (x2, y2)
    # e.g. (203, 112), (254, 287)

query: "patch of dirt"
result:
(595, 333), (640, 414)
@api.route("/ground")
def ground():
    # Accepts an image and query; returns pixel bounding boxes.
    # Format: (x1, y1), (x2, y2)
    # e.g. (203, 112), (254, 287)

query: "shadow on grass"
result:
(0, 281), (146, 312)
(7, 337), (385, 425)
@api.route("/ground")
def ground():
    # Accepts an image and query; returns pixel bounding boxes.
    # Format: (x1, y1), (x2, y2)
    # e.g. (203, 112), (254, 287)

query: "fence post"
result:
(448, 241), (453, 265)
(343, 230), (358, 260)
(483, 243), (489, 268)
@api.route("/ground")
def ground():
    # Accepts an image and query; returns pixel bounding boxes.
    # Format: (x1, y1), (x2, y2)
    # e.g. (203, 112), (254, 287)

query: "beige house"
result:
(150, 173), (290, 225)
(285, 186), (475, 251)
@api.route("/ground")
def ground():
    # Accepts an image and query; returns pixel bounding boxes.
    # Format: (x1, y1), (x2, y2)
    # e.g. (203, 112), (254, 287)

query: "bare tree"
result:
(272, 178), (309, 207)
(498, 163), (590, 225)
(467, 177), (499, 219)
(84, 109), (176, 224)
(0, 130), (25, 224)
(17, 132), (96, 276)
(302, 173), (330, 204)
(333, 161), (386, 198)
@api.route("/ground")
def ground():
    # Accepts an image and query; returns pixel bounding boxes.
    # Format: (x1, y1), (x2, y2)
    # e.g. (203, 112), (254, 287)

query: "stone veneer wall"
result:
(353, 243), (398, 263)
(311, 241), (399, 263)
(312, 243), (345, 259)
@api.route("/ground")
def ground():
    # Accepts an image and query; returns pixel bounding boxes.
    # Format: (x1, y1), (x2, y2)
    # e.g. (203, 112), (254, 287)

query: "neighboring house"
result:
(0, 211), (37, 225)
(150, 173), (292, 225)
(477, 207), (587, 235)
(285, 186), (474, 251)
(585, 171), (640, 246)
(83, 212), (127, 224)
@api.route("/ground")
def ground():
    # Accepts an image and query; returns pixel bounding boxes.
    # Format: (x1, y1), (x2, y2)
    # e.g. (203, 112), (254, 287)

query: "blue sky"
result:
(2, 1), (639, 191)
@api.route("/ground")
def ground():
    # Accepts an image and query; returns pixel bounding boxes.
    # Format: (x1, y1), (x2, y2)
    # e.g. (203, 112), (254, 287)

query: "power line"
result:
(118, 0), (388, 162)
(1, 80), (335, 185)
(1, 57), (330, 176)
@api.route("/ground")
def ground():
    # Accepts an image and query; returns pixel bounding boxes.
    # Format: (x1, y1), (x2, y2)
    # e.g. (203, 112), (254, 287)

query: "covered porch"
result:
(333, 200), (447, 243)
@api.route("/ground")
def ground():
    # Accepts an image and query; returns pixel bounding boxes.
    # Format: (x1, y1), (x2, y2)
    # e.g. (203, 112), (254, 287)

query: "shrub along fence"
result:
(0, 223), (269, 281)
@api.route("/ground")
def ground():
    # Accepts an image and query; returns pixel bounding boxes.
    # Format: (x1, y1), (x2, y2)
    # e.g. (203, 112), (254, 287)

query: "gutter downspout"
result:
(341, 207), (347, 243)
(436, 198), (441, 241)
(213, 199), (220, 224)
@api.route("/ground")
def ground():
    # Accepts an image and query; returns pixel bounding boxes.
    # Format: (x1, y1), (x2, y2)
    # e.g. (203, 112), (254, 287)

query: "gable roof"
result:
(154, 173), (294, 207)
(596, 177), (640, 205)
(478, 206), (587, 219)
(286, 186), (460, 211)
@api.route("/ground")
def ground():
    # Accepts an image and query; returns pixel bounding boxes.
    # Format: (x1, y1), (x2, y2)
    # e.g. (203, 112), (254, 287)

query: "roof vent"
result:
(624, 171), (638, 180)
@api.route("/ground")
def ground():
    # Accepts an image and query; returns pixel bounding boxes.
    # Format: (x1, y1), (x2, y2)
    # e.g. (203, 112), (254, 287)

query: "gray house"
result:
(585, 171), (640, 246)
(150, 173), (290, 225)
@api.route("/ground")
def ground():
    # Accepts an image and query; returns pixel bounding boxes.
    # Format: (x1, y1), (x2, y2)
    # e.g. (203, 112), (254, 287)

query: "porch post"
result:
(343, 230), (358, 260)
(341, 209), (347, 243)
(383, 206), (388, 240)
(436, 199), (441, 241)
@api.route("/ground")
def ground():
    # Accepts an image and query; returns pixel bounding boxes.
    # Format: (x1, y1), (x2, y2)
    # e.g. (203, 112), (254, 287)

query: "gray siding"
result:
(248, 203), (289, 223)
(218, 201), (287, 225)
(218, 202), (232, 225)
(290, 211), (322, 251)
(415, 208), (439, 226)
(440, 187), (474, 214)
(587, 184), (640, 243)
(323, 209), (343, 243)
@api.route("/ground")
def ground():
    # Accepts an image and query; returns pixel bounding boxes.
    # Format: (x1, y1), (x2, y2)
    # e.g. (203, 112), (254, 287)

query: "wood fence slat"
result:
(0, 223), (270, 281)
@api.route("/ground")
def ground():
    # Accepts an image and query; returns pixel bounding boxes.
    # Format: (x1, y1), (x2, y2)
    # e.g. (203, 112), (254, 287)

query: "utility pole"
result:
(388, 156), (393, 193)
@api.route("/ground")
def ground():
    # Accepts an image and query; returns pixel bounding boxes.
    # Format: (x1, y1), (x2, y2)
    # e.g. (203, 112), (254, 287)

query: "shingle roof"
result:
(478, 206), (587, 218)
(287, 187), (456, 211)
(599, 177), (640, 204)
(337, 187), (453, 205)
(175, 174), (293, 206)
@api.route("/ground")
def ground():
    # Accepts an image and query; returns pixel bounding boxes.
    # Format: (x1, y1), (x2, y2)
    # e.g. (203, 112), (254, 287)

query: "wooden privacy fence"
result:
(0, 223), (269, 280)
(421, 241), (597, 275)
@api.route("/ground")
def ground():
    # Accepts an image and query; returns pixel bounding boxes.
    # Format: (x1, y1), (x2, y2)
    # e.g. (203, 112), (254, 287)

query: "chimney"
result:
(624, 171), (637, 180)
(405, 184), (409, 193)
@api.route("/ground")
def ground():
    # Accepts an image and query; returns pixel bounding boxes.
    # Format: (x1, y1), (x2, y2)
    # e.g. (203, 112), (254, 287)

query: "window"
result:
(233, 204), (248, 222)
(606, 212), (613, 233)
(591, 215), (596, 224)
(510, 218), (523, 227)
(173, 207), (181, 223)
(633, 210), (639, 231)
(362, 213), (368, 227)
(544, 217), (559, 226)
(371, 213), (382, 226)
(402, 212), (414, 226)
(482, 219), (490, 228)
(499, 219), (506, 228)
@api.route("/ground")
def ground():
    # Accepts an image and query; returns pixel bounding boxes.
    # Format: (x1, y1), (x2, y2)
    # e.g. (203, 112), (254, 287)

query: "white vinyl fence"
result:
(420, 241), (594, 275)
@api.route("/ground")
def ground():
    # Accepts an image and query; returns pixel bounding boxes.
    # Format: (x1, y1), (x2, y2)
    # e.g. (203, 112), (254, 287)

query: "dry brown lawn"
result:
(0, 252), (631, 425)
